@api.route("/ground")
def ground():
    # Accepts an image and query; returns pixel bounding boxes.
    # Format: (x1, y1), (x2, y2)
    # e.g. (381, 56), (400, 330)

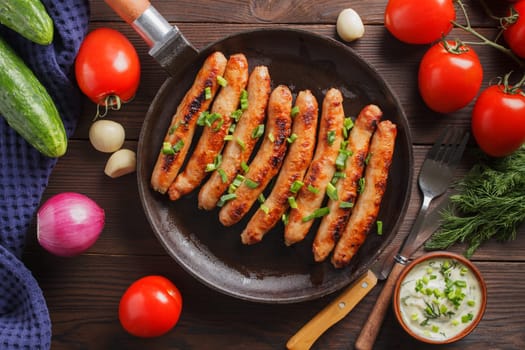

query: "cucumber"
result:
(0, 0), (54, 45)
(0, 36), (67, 157)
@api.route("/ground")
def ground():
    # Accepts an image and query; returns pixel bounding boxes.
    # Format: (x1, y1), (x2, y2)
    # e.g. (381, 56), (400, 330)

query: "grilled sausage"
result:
(219, 85), (292, 227)
(150, 51), (227, 194)
(312, 104), (382, 262)
(168, 54), (249, 200)
(198, 66), (271, 210)
(331, 120), (397, 268)
(284, 88), (345, 246)
(241, 90), (318, 244)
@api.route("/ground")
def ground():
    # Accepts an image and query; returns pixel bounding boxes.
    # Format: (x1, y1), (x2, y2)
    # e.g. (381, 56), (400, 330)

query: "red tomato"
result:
(503, 0), (525, 59)
(472, 85), (525, 157)
(384, 0), (456, 44)
(119, 275), (183, 338)
(75, 28), (140, 107)
(418, 41), (483, 113)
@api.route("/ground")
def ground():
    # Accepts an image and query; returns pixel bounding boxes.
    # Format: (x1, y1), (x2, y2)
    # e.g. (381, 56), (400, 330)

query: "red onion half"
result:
(37, 192), (105, 257)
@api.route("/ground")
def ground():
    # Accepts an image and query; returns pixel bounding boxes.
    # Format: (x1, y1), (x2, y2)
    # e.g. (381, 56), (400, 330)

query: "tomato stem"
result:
(94, 95), (122, 120)
(454, 0), (525, 69)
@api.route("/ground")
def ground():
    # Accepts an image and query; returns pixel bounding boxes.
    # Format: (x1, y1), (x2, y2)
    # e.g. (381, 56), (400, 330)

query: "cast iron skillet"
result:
(137, 28), (413, 303)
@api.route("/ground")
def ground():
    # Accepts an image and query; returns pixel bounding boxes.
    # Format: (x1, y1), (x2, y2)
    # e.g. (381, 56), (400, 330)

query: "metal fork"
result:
(352, 128), (470, 350)
(408, 128), (470, 246)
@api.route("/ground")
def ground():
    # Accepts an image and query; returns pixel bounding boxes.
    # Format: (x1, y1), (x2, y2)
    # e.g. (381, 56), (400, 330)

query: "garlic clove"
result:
(89, 119), (126, 153)
(104, 149), (136, 178)
(337, 8), (365, 42)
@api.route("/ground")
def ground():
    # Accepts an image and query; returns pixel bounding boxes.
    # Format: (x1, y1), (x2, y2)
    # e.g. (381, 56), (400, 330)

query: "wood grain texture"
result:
(19, 1), (525, 349)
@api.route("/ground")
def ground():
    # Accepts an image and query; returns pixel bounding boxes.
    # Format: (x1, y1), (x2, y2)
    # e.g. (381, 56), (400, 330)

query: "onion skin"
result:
(37, 192), (105, 257)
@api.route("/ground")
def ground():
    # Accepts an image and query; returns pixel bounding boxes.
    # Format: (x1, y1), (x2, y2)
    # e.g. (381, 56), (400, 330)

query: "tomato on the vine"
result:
(503, 0), (525, 59)
(384, 0), (456, 44)
(119, 275), (183, 338)
(418, 40), (483, 113)
(472, 81), (525, 157)
(75, 27), (140, 110)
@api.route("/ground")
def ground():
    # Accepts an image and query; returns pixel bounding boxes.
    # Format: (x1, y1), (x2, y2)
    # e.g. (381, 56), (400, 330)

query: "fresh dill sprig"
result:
(425, 146), (525, 258)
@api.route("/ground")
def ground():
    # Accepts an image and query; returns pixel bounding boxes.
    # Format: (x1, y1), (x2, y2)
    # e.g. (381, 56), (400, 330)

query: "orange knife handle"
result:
(104, 0), (151, 23)
(286, 270), (378, 350)
(355, 262), (405, 350)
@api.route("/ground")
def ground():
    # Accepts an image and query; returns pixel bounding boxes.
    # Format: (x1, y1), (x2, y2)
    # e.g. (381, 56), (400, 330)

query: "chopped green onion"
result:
(251, 124), (265, 139)
(342, 126), (349, 139)
(258, 193), (266, 203)
(454, 280), (467, 288)
(197, 111), (223, 130)
(467, 300), (476, 307)
(217, 193), (236, 207)
(168, 121), (183, 135)
(365, 152), (373, 165)
(232, 174), (245, 188)
(344, 117), (354, 130)
(245, 178), (259, 189)
(307, 184), (320, 194)
(224, 134), (234, 141)
(377, 220), (383, 235)
(327, 130), (336, 146)
(217, 168), (228, 183)
(282, 212), (289, 225)
(231, 109), (243, 122)
(205, 154), (222, 172)
(241, 161), (250, 173)
(162, 142), (175, 155)
(431, 325), (440, 333)
(302, 207), (330, 222)
(260, 204), (270, 214)
(358, 177), (366, 193)
(461, 313), (474, 323)
(228, 123), (236, 134)
(240, 89), (248, 110)
(339, 201), (353, 209)
(342, 118), (354, 139)
(287, 133), (298, 144)
(288, 196), (298, 209)
(217, 75), (228, 87)
(291, 106), (300, 117)
(236, 138), (246, 151)
(173, 140), (184, 152)
(204, 86), (212, 100)
(326, 182), (338, 201)
(268, 133), (275, 143)
(197, 111), (209, 126)
(331, 172), (346, 185)
(290, 180), (304, 194)
(335, 149), (352, 170)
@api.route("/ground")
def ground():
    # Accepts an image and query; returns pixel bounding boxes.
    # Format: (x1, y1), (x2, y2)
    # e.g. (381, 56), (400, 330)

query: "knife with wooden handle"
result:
(286, 195), (451, 350)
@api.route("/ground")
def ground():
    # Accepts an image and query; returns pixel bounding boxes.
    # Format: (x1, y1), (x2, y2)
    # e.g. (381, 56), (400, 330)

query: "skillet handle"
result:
(104, 0), (151, 23)
(286, 270), (378, 350)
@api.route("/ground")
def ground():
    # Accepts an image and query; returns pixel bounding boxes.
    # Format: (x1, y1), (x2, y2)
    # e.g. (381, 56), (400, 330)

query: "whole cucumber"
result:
(0, 37), (67, 157)
(0, 0), (54, 45)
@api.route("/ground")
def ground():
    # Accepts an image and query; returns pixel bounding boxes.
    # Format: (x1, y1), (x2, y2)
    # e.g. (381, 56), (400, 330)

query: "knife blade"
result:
(286, 194), (451, 350)
(104, 0), (198, 76)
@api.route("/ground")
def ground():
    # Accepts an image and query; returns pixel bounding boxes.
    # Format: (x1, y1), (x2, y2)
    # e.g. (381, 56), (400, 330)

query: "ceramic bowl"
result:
(393, 251), (487, 344)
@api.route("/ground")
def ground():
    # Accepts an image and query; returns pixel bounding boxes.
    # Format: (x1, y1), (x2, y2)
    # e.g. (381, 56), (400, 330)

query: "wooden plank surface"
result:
(19, 0), (525, 349)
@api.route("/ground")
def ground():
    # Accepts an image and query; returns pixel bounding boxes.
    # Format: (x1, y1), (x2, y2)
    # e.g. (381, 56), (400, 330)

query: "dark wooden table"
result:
(22, 1), (525, 349)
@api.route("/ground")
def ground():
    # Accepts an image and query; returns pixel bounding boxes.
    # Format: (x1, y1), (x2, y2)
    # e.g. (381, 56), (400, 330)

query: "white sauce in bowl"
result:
(397, 257), (483, 341)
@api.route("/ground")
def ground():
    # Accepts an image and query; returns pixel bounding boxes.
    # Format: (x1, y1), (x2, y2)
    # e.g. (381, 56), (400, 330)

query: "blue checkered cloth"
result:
(0, 1), (89, 348)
